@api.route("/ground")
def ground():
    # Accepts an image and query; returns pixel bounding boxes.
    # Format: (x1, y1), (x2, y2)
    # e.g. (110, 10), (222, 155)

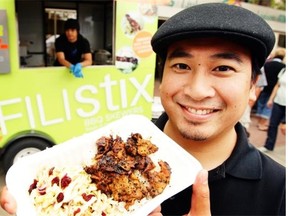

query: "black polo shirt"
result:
(155, 113), (285, 216)
(54, 34), (91, 66)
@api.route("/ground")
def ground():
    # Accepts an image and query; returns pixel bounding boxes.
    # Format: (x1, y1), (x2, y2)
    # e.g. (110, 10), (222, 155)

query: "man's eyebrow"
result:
(167, 50), (243, 64)
(211, 52), (243, 63)
(167, 49), (193, 60)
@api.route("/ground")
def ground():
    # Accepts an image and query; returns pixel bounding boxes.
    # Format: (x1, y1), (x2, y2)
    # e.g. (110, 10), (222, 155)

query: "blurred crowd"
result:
(240, 47), (286, 151)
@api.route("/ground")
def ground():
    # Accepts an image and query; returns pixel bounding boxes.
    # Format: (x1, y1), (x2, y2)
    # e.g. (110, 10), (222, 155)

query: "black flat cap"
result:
(151, 3), (275, 69)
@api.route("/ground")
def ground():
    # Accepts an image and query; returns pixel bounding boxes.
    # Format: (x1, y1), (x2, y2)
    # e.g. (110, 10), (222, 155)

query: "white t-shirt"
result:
(274, 68), (286, 106)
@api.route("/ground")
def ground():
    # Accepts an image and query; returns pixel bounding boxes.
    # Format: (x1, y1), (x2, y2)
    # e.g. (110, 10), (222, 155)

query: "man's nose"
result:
(182, 71), (216, 101)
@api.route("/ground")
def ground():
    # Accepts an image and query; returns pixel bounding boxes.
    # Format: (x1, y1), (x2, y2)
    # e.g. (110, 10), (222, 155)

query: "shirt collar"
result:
(209, 123), (262, 181)
(223, 123), (262, 180)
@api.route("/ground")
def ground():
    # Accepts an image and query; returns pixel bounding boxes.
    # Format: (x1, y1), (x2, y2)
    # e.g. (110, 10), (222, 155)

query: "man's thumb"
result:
(189, 169), (211, 216)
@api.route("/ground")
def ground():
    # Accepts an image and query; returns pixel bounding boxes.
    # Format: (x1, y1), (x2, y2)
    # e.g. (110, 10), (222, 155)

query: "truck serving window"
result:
(16, 0), (114, 67)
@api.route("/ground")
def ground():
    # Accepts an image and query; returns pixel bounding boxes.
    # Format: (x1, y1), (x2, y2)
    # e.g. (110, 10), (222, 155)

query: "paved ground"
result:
(0, 80), (285, 215)
(247, 115), (286, 166)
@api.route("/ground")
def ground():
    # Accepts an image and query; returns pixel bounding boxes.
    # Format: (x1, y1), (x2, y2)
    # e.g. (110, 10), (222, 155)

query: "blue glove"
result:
(72, 63), (83, 78)
(69, 64), (75, 73)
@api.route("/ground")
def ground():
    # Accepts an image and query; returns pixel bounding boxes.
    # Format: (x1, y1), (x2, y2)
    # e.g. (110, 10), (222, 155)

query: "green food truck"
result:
(0, 0), (170, 172)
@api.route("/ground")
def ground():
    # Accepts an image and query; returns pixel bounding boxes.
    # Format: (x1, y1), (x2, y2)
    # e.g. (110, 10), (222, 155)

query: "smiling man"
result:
(150, 2), (285, 216)
(0, 3), (285, 216)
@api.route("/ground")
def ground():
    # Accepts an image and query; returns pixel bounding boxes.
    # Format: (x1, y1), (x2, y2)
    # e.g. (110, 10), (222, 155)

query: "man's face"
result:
(160, 37), (255, 142)
(65, 29), (78, 43)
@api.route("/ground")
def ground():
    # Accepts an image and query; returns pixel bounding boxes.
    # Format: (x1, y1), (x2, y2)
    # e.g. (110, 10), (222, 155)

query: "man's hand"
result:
(0, 186), (17, 215)
(186, 169), (211, 216)
(69, 64), (75, 73)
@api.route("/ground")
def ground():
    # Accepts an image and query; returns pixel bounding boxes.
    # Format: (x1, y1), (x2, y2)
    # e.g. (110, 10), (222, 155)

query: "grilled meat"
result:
(84, 133), (171, 209)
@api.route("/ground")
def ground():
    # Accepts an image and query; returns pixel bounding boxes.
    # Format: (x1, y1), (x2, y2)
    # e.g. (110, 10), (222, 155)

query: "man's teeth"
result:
(187, 108), (214, 115)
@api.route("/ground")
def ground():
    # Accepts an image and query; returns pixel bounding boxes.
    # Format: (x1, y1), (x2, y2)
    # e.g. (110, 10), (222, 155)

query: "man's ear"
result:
(249, 84), (257, 102)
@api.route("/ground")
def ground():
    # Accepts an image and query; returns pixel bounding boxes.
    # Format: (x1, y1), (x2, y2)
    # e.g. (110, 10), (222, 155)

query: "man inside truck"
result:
(54, 18), (92, 78)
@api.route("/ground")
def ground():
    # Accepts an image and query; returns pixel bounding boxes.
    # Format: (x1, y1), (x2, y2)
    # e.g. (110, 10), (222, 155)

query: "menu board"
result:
(0, 10), (10, 74)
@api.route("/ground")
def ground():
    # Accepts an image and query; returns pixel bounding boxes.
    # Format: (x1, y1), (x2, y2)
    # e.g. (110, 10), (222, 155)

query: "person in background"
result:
(1, 3), (285, 216)
(54, 18), (92, 78)
(255, 48), (286, 130)
(239, 69), (267, 137)
(259, 67), (286, 152)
